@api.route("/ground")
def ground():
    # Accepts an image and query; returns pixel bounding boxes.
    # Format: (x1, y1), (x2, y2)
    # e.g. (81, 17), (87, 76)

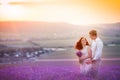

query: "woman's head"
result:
(75, 37), (89, 50)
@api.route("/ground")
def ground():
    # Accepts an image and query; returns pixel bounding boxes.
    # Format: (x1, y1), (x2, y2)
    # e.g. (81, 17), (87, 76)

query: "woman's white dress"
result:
(80, 46), (92, 74)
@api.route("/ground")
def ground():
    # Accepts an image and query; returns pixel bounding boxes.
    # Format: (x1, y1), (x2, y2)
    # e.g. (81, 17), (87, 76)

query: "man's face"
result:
(89, 34), (95, 40)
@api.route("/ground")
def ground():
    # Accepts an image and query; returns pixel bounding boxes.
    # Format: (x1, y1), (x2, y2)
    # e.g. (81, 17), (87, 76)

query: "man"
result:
(89, 30), (103, 77)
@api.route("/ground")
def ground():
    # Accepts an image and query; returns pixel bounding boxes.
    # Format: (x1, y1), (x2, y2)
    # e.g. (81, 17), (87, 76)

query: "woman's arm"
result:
(87, 47), (92, 59)
(78, 57), (83, 63)
(79, 47), (92, 61)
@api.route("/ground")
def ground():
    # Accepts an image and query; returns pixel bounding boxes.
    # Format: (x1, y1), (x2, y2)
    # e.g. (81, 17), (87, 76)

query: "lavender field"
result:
(0, 60), (120, 80)
(0, 22), (120, 80)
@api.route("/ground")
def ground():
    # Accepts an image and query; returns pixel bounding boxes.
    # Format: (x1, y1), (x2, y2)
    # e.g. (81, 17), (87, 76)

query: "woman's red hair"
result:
(75, 37), (89, 50)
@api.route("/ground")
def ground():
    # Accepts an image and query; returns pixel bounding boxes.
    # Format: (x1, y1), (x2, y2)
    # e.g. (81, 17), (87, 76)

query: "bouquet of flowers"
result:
(76, 51), (82, 57)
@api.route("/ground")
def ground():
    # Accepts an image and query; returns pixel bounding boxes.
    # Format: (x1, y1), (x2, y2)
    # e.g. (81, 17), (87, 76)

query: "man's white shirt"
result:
(91, 37), (103, 60)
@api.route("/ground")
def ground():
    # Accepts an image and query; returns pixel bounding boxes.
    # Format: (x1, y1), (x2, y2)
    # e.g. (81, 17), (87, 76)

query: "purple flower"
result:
(76, 51), (82, 57)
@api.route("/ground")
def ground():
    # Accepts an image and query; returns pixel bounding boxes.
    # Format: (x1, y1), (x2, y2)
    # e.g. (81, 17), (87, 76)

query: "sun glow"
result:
(0, 0), (120, 25)
(0, 0), (27, 20)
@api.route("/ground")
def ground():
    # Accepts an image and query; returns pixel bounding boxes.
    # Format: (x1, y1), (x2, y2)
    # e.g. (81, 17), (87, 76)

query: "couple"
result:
(75, 30), (103, 76)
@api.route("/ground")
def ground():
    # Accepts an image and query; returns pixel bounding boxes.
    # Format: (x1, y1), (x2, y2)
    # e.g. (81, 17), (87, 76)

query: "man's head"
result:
(89, 30), (97, 40)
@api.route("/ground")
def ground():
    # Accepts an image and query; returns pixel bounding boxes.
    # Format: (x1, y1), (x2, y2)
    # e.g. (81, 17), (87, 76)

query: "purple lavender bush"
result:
(0, 61), (120, 80)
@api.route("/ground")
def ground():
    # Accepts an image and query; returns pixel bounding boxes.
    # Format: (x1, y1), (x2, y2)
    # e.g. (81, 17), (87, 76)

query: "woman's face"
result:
(81, 38), (87, 46)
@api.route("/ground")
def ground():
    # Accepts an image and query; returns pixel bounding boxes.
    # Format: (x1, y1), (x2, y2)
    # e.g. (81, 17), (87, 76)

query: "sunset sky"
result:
(0, 0), (120, 25)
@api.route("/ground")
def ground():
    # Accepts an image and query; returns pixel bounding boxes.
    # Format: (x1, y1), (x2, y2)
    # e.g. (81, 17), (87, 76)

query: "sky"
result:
(0, 0), (120, 25)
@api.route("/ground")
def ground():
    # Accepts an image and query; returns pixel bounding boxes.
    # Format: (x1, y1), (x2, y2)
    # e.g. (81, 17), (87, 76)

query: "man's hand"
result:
(92, 60), (96, 63)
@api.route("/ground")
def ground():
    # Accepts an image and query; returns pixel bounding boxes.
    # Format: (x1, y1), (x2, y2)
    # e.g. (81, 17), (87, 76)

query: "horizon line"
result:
(34, 58), (120, 62)
(0, 21), (120, 25)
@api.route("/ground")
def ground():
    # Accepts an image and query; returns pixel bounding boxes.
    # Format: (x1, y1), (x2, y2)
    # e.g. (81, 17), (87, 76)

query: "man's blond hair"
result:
(89, 30), (97, 36)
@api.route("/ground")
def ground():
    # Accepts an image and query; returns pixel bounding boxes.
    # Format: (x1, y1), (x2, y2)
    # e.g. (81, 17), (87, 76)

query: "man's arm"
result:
(93, 41), (103, 60)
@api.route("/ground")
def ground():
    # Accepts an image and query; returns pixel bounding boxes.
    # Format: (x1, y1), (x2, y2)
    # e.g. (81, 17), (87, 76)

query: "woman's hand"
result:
(79, 59), (83, 63)
(79, 58), (83, 64)
(86, 60), (92, 64)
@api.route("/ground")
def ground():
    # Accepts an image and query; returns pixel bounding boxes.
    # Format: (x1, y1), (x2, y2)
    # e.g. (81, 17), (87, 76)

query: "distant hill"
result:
(97, 22), (120, 37)
(0, 21), (74, 34)
(0, 21), (87, 39)
(0, 21), (120, 39)
(0, 21), (120, 46)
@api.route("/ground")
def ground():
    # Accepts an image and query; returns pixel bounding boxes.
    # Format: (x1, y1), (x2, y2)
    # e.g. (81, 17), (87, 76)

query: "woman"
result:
(75, 37), (92, 74)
